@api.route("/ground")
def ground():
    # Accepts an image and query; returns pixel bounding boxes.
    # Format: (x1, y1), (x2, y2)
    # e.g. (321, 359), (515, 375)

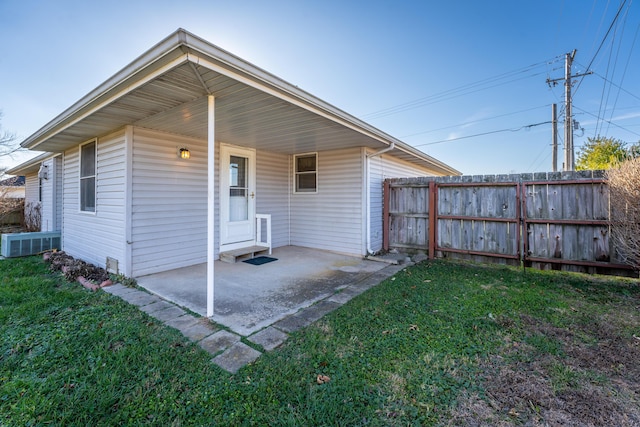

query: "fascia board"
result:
(6, 152), (60, 175)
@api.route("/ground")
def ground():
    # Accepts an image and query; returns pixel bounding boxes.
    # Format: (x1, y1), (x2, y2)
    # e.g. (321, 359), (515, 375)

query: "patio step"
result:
(219, 245), (270, 263)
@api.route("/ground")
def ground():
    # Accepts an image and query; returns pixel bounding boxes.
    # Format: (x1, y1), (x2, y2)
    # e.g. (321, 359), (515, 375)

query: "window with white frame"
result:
(80, 140), (96, 212)
(294, 153), (317, 193)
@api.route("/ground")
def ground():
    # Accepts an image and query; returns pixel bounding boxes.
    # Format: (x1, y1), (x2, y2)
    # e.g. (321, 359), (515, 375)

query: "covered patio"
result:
(14, 29), (455, 332)
(136, 246), (398, 336)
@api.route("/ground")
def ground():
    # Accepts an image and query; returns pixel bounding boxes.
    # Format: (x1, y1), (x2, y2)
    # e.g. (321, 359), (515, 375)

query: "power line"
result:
(399, 104), (550, 139)
(410, 121), (552, 148)
(573, 105), (640, 137)
(528, 147), (553, 173)
(585, 69), (640, 103)
(574, 0), (629, 96)
(363, 72), (547, 120)
(605, 17), (639, 135)
(595, 0), (631, 136)
(361, 58), (560, 120)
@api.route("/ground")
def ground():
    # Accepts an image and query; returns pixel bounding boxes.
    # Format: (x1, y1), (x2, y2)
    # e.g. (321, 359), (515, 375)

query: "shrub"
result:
(23, 201), (41, 232)
(0, 183), (23, 227)
(607, 157), (640, 271)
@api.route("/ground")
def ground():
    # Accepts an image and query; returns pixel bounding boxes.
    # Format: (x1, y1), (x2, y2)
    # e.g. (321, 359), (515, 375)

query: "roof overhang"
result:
(20, 28), (460, 175)
(6, 152), (60, 176)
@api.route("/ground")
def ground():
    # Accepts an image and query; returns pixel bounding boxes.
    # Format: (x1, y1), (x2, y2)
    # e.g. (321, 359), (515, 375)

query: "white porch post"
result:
(207, 95), (216, 317)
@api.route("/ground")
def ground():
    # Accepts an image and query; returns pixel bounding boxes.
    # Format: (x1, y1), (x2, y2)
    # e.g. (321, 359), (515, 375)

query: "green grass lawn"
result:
(1, 255), (639, 426)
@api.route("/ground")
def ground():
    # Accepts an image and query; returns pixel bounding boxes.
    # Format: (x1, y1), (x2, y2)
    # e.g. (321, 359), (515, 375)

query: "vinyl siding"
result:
(368, 151), (435, 253)
(290, 147), (364, 256)
(54, 156), (63, 231)
(62, 131), (126, 270)
(40, 156), (62, 231)
(130, 128), (210, 277)
(24, 173), (38, 207)
(256, 150), (289, 248)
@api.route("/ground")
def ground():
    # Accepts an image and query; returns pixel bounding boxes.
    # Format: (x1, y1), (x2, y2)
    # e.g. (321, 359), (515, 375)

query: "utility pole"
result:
(552, 103), (558, 172)
(564, 50), (575, 171)
(546, 50), (592, 171)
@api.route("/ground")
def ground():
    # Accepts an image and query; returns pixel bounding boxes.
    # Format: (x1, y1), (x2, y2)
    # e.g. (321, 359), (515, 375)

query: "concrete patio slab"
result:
(165, 314), (200, 330)
(137, 246), (389, 336)
(248, 327), (289, 351)
(272, 312), (312, 333)
(198, 330), (241, 355)
(139, 300), (175, 314)
(180, 322), (218, 342)
(297, 300), (341, 323)
(212, 342), (262, 374)
(327, 287), (363, 305)
(102, 283), (138, 297)
(104, 247), (411, 373)
(273, 299), (342, 333)
(147, 305), (186, 322)
(118, 291), (160, 307)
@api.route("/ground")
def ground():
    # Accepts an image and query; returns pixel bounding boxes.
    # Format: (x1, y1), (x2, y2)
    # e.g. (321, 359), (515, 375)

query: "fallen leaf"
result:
(508, 408), (520, 417)
(316, 374), (331, 385)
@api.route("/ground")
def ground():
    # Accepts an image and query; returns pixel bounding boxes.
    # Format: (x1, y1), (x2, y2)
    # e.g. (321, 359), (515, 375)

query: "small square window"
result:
(294, 153), (317, 193)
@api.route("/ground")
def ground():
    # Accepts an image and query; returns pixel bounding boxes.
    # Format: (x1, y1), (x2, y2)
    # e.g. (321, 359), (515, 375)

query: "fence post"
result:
(383, 180), (390, 251)
(428, 181), (436, 259)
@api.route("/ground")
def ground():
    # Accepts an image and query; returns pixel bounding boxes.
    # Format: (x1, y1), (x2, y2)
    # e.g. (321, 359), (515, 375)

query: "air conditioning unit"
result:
(1, 231), (61, 258)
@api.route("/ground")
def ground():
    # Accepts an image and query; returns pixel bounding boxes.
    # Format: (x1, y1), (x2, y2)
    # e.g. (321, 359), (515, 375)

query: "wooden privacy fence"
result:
(383, 171), (634, 275)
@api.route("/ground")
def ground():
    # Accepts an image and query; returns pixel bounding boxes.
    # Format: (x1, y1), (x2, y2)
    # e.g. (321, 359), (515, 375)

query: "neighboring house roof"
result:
(18, 28), (460, 175)
(0, 176), (25, 187)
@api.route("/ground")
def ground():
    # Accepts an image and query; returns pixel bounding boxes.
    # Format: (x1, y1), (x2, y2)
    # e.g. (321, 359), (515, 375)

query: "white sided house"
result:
(11, 29), (459, 315)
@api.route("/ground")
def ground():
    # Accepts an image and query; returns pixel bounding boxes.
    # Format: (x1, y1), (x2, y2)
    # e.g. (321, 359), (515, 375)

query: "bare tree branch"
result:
(0, 110), (25, 170)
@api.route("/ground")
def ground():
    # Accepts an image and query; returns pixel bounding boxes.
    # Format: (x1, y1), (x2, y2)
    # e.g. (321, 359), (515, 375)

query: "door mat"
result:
(243, 256), (278, 266)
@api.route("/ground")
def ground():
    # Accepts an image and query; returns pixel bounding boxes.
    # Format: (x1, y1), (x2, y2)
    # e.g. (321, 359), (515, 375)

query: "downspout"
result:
(365, 142), (395, 255)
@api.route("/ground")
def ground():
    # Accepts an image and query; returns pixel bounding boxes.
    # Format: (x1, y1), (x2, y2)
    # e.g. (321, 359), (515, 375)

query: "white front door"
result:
(220, 144), (256, 250)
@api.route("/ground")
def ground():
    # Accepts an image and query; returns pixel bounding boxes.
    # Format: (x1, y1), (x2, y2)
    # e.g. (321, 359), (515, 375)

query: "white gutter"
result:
(365, 142), (395, 255)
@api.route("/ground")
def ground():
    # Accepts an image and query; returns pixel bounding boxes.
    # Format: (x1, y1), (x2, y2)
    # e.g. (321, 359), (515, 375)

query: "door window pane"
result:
(229, 155), (248, 221)
(230, 156), (246, 187)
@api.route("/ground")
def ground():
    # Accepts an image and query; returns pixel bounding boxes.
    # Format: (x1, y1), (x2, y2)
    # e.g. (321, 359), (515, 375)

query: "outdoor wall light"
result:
(38, 163), (49, 180)
(179, 148), (191, 159)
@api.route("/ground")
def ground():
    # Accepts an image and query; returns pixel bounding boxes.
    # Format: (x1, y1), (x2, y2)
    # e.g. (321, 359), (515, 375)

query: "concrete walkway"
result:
(103, 261), (406, 374)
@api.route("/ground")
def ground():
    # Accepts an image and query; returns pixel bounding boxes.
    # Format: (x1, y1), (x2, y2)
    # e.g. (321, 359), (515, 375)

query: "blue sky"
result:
(1, 0), (638, 174)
